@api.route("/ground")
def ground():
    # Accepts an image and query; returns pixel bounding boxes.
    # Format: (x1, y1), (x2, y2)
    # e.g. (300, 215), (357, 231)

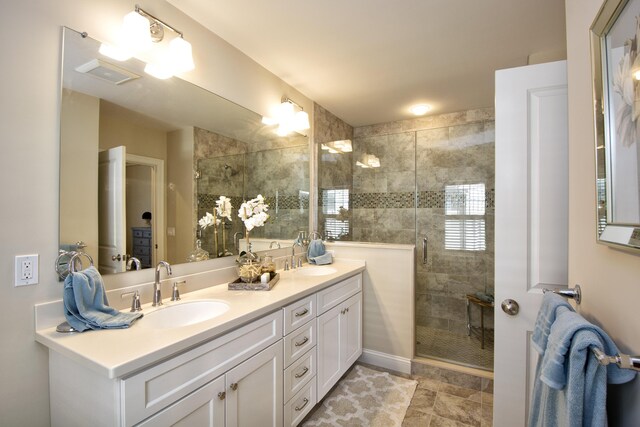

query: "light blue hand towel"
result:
(307, 239), (325, 259)
(529, 310), (636, 427)
(531, 292), (575, 355)
(63, 266), (143, 332)
(308, 252), (333, 265)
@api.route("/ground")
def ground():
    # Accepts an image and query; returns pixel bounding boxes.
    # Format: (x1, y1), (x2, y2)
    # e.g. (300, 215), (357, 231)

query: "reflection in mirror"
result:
(591, 0), (640, 251)
(59, 28), (309, 275)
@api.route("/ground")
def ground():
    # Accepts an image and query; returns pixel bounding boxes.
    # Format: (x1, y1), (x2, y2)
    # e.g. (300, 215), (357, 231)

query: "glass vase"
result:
(237, 241), (261, 282)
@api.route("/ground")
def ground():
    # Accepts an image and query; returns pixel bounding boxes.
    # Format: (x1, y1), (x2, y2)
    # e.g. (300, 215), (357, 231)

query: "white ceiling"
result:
(169, 0), (567, 127)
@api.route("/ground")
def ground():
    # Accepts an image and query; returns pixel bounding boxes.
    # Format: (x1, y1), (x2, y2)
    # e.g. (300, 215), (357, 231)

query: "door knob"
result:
(501, 299), (520, 316)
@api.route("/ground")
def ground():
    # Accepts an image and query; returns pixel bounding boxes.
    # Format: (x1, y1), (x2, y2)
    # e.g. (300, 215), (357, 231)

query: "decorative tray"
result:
(228, 272), (279, 291)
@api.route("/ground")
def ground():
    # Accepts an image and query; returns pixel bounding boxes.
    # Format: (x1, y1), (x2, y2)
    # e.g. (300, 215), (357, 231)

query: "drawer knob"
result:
(218, 392), (226, 400)
(294, 366), (309, 379)
(295, 308), (309, 317)
(295, 337), (309, 347)
(295, 398), (310, 412)
(230, 382), (238, 391)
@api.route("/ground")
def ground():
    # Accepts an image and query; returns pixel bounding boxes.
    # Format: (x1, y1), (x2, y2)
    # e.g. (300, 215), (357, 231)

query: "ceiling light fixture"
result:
(99, 4), (195, 79)
(410, 104), (432, 116)
(321, 140), (352, 154)
(262, 97), (310, 136)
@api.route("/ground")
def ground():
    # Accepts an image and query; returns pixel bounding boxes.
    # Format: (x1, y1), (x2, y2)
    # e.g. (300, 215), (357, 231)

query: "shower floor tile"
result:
(416, 325), (494, 370)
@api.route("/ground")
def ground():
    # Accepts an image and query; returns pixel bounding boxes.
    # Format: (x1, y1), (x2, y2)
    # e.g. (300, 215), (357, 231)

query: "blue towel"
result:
(531, 292), (575, 355)
(307, 239), (325, 259)
(63, 266), (143, 332)
(529, 310), (636, 427)
(308, 252), (333, 265)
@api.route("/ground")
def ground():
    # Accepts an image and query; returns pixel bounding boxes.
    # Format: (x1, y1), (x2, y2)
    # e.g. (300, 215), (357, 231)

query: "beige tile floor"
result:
(303, 362), (493, 427)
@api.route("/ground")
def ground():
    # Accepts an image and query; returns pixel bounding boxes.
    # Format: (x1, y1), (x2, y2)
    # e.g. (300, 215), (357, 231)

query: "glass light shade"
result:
(277, 101), (295, 121)
(144, 62), (174, 80)
(122, 11), (152, 53)
(262, 116), (277, 125)
(169, 37), (195, 73)
(294, 110), (310, 131)
(99, 43), (132, 61)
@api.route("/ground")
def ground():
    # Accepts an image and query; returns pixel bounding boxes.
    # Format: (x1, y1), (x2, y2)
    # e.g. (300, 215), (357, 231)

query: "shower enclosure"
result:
(318, 108), (495, 370)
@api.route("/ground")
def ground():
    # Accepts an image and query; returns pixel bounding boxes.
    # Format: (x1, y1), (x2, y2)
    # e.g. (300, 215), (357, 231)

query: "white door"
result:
(98, 146), (126, 273)
(494, 60), (569, 425)
(225, 341), (283, 427)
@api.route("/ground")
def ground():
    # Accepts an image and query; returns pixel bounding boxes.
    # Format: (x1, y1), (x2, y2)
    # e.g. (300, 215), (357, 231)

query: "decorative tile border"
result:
(330, 190), (496, 210)
(197, 193), (309, 210)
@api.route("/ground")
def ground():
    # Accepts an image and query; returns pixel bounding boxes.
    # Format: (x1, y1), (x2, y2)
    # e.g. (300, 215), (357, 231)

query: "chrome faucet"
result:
(292, 240), (304, 269)
(233, 232), (244, 254)
(269, 241), (281, 249)
(126, 257), (141, 271)
(153, 261), (172, 306)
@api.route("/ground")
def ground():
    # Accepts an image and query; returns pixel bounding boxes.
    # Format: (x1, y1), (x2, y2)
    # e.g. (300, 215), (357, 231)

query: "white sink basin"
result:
(140, 300), (230, 329)
(295, 266), (338, 276)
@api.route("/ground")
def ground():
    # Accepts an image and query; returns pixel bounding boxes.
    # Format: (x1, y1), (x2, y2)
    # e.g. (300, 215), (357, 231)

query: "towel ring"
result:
(55, 250), (76, 280)
(68, 252), (94, 273)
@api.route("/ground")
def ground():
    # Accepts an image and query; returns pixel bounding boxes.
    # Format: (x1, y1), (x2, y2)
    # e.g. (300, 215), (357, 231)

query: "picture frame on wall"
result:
(591, 0), (640, 251)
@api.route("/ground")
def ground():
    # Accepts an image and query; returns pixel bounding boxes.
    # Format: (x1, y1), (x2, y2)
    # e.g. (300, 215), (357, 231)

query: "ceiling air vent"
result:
(75, 59), (140, 85)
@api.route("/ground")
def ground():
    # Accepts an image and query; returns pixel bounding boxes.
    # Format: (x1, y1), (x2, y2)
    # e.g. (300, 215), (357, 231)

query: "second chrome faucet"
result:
(153, 261), (172, 306)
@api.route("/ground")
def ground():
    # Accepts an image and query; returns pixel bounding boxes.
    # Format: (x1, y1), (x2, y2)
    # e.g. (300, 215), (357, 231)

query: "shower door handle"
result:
(422, 237), (428, 265)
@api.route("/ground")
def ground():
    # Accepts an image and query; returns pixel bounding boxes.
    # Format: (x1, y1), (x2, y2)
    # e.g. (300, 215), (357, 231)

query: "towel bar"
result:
(592, 347), (640, 372)
(542, 284), (581, 305)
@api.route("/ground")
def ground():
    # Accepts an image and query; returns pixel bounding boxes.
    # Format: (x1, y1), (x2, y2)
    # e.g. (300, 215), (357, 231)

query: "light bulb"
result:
(122, 11), (152, 54)
(169, 37), (195, 73)
(294, 110), (310, 131)
(410, 104), (432, 116)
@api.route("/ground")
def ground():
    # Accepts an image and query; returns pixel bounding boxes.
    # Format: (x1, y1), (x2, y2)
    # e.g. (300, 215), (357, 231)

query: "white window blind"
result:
(445, 184), (486, 251)
(322, 188), (350, 239)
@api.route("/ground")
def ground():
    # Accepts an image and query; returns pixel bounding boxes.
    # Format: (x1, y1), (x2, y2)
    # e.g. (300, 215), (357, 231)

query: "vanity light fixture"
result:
(356, 154), (381, 168)
(410, 104), (432, 116)
(262, 97), (310, 136)
(99, 5), (195, 79)
(321, 140), (352, 154)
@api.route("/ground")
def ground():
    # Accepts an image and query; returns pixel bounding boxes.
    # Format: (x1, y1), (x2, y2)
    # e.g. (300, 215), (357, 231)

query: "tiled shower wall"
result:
(317, 108), (496, 357)
(194, 127), (310, 257)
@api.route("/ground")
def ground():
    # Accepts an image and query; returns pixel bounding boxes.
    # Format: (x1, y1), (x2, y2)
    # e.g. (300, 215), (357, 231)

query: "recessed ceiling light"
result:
(410, 104), (432, 116)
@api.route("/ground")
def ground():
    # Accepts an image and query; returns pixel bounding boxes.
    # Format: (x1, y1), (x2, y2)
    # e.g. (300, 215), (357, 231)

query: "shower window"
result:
(322, 188), (350, 240)
(444, 183), (486, 251)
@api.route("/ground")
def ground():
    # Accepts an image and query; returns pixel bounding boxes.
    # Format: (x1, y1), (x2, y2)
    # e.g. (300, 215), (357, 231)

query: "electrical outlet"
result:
(15, 254), (38, 286)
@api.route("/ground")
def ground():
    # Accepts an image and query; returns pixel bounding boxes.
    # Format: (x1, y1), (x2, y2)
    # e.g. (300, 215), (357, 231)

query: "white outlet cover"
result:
(15, 254), (38, 286)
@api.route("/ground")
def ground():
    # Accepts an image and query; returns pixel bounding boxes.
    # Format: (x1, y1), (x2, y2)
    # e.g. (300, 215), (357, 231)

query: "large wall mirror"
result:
(592, 0), (640, 251)
(59, 27), (309, 275)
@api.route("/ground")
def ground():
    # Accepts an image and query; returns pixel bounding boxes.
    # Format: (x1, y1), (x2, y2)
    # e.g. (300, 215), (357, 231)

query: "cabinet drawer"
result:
(284, 376), (316, 427)
(132, 246), (150, 256)
(133, 237), (150, 247)
(122, 311), (282, 426)
(283, 294), (316, 335)
(284, 347), (316, 403)
(316, 273), (362, 314)
(283, 320), (316, 368)
(133, 229), (144, 238)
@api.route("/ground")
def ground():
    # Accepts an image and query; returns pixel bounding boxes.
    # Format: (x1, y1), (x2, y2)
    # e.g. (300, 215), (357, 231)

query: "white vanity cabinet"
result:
(316, 274), (362, 400)
(49, 311), (283, 427)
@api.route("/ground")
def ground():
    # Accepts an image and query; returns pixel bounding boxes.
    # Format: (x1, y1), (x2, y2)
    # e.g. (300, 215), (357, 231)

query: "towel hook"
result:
(543, 284), (581, 305)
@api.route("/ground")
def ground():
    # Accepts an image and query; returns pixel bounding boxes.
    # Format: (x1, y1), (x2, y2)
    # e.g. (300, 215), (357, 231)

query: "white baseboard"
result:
(358, 349), (412, 375)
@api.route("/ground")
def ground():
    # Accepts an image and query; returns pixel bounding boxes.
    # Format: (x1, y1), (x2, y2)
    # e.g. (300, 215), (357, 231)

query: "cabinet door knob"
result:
(111, 254), (122, 261)
(230, 382), (238, 391)
(218, 391), (226, 400)
(294, 337), (309, 347)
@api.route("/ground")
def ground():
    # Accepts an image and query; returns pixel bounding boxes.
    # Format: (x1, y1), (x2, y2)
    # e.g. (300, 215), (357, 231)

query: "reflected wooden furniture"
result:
(466, 294), (494, 349)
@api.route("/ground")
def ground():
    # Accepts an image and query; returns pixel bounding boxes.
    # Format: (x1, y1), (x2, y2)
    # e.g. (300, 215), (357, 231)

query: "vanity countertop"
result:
(35, 259), (365, 379)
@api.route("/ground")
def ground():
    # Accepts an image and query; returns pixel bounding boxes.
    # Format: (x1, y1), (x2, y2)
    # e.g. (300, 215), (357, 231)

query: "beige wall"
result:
(59, 89), (100, 259)
(566, 1), (640, 425)
(167, 127), (195, 264)
(0, 2), (311, 425)
(99, 107), (168, 160)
